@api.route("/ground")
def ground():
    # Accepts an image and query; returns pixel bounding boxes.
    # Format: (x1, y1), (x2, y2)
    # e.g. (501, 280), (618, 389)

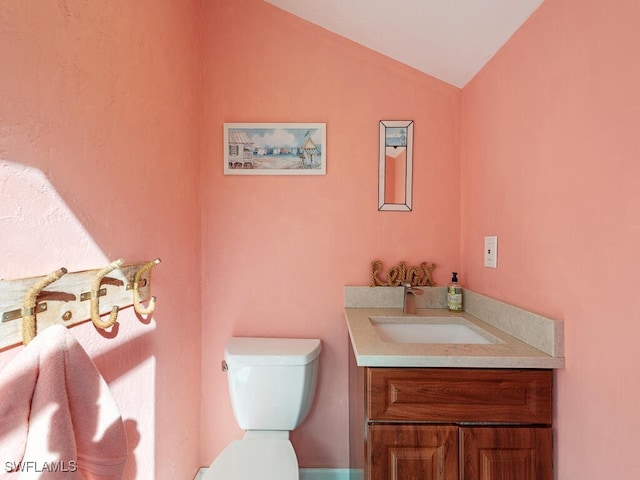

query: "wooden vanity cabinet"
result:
(350, 365), (554, 480)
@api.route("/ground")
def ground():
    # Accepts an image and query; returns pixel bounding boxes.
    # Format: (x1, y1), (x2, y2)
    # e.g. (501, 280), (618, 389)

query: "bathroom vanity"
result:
(345, 287), (564, 480)
(349, 360), (553, 480)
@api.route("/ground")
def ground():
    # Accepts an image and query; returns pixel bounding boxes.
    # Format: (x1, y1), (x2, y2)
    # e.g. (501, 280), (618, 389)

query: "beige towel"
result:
(0, 325), (127, 479)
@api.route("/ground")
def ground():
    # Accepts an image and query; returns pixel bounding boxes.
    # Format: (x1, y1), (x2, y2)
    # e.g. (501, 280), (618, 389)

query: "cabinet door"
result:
(460, 427), (552, 480)
(368, 424), (458, 480)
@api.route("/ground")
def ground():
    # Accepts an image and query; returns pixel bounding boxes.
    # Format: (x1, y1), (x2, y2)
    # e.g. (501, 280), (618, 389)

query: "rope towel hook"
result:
(90, 258), (125, 330)
(22, 267), (68, 345)
(133, 258), (161, 315)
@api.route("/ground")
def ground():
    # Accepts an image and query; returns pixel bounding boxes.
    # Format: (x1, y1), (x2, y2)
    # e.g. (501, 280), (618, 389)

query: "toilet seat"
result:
(202, 437), (299, 480)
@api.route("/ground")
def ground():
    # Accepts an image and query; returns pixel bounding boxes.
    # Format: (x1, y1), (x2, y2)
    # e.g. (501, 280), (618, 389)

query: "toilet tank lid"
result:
(225, 337), (322, 366)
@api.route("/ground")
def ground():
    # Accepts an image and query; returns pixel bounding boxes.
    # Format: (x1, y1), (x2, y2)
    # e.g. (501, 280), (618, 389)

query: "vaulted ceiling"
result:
(264, 0), (544, 88)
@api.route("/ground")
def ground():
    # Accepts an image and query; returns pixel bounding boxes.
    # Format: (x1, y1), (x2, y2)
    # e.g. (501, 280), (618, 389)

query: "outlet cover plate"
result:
(484, 236), (498, 268)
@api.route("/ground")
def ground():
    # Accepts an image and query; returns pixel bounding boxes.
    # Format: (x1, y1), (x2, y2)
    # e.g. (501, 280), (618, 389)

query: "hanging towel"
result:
(0, 325), (127, 479)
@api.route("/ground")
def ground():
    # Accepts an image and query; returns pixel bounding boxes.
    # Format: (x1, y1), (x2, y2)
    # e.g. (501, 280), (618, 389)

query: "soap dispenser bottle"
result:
(447, 272), (463, 312)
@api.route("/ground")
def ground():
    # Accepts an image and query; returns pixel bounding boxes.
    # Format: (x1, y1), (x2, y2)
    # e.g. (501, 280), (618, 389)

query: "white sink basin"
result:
(370, 316), (502, 344)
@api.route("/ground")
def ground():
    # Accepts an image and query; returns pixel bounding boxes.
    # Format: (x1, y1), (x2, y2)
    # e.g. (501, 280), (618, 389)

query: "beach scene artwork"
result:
(224, 123), (326, 175)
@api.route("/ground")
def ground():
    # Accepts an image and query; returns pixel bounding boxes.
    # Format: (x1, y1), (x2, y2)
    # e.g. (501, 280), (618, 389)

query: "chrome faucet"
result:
(403, 282), (424, 314)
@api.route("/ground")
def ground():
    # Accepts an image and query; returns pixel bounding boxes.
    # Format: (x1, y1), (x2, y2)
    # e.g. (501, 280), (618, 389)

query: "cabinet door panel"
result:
(368, 424), (458, 480)
(367, 368), (552, 424)
(460, 427), (552, 480)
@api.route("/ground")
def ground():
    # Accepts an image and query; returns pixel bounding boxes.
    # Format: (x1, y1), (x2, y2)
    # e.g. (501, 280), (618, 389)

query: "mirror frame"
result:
(378, 120), (413, 211)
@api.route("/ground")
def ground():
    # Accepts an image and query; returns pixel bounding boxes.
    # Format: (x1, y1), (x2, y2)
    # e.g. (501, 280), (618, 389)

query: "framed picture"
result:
(224, 123), (326, 175)
(378, 120), (413, 211)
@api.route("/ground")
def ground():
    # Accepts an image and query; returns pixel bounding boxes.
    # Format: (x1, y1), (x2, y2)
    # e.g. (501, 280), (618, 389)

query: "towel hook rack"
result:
(22, 267), (68, 345)
(90, 258), (125, 330)
(133, 258), (161, 315)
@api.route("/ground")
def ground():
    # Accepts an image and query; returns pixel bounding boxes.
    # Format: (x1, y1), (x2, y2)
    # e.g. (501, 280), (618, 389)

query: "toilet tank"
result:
(224, 337), (322, 431)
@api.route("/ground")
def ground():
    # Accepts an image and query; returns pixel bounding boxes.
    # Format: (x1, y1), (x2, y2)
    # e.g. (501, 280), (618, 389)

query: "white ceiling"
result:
(264, 0), (544, 88)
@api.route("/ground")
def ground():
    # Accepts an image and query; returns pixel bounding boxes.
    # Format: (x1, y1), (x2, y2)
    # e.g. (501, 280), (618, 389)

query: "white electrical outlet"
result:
(484, 236), (498, 268)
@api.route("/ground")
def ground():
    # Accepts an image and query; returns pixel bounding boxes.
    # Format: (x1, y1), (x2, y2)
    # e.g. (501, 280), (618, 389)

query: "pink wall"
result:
(461, 0), (640, 477)
(200, 0), (460, 468)
(8, 0), (627, 476)
(0, 1), (202, 479)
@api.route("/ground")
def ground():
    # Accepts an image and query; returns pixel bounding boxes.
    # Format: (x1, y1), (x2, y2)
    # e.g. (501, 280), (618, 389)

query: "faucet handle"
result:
(404, 283), (424, 295)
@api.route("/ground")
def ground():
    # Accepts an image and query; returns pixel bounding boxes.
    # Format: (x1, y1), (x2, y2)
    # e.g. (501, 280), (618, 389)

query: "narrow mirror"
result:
(378, 120), (413, 211)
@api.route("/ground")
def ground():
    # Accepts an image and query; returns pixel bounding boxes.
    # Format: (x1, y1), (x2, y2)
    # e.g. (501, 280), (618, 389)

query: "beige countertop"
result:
(345, 306), (565, 369)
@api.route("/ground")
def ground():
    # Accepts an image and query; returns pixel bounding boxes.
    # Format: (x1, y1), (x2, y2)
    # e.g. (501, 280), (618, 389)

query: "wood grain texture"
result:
(367, 368), (552, 424)
(0, 261), (156, 350)
(368, 424), (458, 480)
(460, 427), (553, 480)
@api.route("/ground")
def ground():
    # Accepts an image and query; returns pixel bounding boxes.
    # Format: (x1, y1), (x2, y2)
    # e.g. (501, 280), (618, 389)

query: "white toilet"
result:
(203, 337), (322, 480)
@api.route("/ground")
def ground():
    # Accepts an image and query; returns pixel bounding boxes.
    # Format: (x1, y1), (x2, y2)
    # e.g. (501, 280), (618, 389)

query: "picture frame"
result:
(223, 123), (326, 175)
(378, 120), (413, 211)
